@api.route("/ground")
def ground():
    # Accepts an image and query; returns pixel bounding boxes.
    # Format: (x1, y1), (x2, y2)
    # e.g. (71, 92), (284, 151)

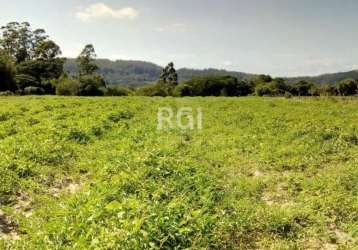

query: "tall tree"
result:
(75, 44), (105, 96)
(0, 51), (16, 91)
(159, 62), (178, 86)
(0, 22), (51, 63)
(76, 44), (98, 76)
(35, 40), (61, 60)
(337, 79), (358, 96)
(0, 22), (64, 92)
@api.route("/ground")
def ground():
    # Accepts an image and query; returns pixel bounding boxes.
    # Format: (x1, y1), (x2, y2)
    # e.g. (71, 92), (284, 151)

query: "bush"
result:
(235, 80), (254, 96)
(284, 91), (293, 98)
(173, 83), (193, 97)
(40, 80), (56, 95)
(104, 86), (132, 96)
(309, 84), (338, 96)
(15, 74), (40, 90)
(0, 90), (14, 96)
(56, 77), (80, 96)
(322, 84), (338, 96)
(23, 86), (45, 95)
(291, 81), (314, 96)
(68, 129), (91, 144)
(337, 79), (357, 96)
(108, 111), (134, 122)
(269, 78), (289, 96)
(255, 84), (272, 96)
(136, 82), (172, 96)
(16, 58), (65, 84)
(181, 75), (242, 96)
(78, 75), (106, 96)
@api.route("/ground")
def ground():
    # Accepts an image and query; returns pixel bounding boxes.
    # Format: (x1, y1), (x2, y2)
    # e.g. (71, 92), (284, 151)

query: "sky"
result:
(0, 0), (358, 77)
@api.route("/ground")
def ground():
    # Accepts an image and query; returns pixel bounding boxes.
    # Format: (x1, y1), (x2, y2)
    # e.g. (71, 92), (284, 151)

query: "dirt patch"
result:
(252, 170), (264, 177)
(304, 224), (356, 249)
(328, 223), (355, 245)
(261, 183), (295, 208)
(0, 209), (20, 241)
(14, 193), (33, 218)
(50, 178), (83, 197)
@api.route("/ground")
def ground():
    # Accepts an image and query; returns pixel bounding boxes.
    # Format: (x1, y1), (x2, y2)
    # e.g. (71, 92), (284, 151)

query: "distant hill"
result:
(64, 59), (162, 86)
(177, 68), (255, 82)
(64, 59), (256, 86)
(64, 58), (358, 86)
(286, 70), (358, 85)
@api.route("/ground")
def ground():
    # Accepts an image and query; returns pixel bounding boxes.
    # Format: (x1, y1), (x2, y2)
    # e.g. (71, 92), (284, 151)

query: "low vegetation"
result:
(0, 96), (358, 249)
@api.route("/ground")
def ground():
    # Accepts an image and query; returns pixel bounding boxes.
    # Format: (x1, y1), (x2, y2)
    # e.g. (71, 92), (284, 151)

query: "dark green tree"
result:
(173, 83), (193, 97)
(35, 40), (61, 60)
(337, 79), (357, 96)
(0, 51), (16, 91)
(74, 44), (106, 96)
(159, 62), (178, 86)
(78, 75), (105, 96)
(255, 85), (272, 96)
(0, 22), (64, 93)
(55, 76), (80, 96)
(292, 81), (314, 96)
(0, 22), (49, 63)
(76, 44), (98, 76)
(269, 78), (289, 96)
(16, 58), (65, 87)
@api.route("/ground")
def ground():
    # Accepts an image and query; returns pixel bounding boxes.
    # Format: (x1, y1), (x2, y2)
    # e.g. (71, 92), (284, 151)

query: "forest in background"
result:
(64, 59), (358, 87)
(1, 22), (358, 97)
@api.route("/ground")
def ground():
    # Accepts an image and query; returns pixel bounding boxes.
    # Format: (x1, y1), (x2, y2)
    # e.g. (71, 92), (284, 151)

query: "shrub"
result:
(323, 85), (338, 96)
(108, 111), (134, 122)
(15, 74), (40, 90)
(23, 86), (45, 95)
(78, 75), (106, 96)
(16, 58), (65, 84)
(337, 79), (357, 96)
(284, 91), (293, 98)
(68, 129), (91, 144)
(40, 80), (56, 95)
(104, 86), (132, 96)
(235, 80), (254, 96)
(0, 90), (14, 96)
(0, 167), (19, 204)
(270, 78), (289, 96)
(291, 81), (314, 96)
(255, 84), (272, 96)
(0, 112), (11, 121)
(309, 84), (338, 96)
(182, 75), (241, 96)
(136, 82), (172, 96)
(173, 83), (193, 97)
(56, 77), (80, 96)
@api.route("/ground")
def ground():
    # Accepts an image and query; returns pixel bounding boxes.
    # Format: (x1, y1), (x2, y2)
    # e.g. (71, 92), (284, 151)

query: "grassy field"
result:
(0, 96), (358, 249)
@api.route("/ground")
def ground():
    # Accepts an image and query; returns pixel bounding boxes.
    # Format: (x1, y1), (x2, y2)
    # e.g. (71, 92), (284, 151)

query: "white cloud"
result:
(75, 3), (139, 22)
(349, 65), (358, 70)
(223, 60), (233, 66)
(155, 23), (190, 32)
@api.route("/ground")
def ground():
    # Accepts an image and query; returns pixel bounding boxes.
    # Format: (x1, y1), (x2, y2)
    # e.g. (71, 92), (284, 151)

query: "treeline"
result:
(1, 22), (358, 97)
(0, 22), (113, 96)
(137, 68), (358, 97)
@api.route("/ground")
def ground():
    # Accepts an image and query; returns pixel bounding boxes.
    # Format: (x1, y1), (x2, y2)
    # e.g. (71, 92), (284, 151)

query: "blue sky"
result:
(1, 0), (358, 76)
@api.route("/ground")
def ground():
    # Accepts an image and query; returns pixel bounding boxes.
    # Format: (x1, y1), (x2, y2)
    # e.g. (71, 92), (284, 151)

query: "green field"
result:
(0, 96), (358, 249)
